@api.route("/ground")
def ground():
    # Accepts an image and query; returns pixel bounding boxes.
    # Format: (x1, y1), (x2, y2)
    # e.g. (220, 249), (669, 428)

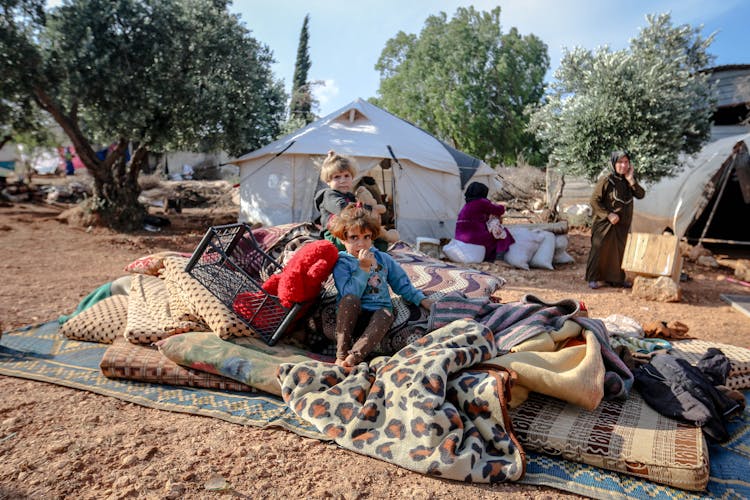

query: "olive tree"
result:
(1, 0), (285, 228)
(528, 13), (716, 182)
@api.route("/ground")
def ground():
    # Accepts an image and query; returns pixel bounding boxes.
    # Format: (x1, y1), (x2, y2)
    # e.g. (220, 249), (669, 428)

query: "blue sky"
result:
(230, 0), (749, 116)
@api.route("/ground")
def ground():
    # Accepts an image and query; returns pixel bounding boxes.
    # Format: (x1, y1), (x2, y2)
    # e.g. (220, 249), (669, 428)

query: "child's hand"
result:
(607, 212), (620, 225)
(420, 298), (435, 310)
(335, 358), (355, 373)
(358, 248), (375, 270)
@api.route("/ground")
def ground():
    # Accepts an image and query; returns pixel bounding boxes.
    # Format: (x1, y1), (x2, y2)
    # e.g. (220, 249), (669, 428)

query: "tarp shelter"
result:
(231, 99), (497, 242)
(631, 133), (750, 245)
(0, 143), (18, 177)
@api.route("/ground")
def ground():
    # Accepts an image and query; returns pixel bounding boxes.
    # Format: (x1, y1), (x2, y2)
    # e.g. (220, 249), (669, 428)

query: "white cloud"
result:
(312, 79), (340, 115)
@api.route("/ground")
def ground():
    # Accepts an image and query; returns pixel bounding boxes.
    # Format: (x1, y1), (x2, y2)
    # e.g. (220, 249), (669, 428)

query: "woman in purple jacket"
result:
(454, 182), (515, 261)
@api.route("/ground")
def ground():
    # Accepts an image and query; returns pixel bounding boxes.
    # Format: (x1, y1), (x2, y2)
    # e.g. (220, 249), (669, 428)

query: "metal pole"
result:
(698, 153), (736, 245)
(686, 236), (750, 246)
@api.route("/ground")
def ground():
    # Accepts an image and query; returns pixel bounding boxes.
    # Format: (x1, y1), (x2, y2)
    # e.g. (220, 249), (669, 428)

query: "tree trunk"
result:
(89, 143), (149, 231)
(33, 88), (147, 230)
(507, 221), (569, 235)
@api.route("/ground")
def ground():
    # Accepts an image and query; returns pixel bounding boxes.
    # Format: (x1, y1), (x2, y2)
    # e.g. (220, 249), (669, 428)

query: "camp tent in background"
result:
(0, 143), (18, 177)
(631, 133), (750, 246)
(231, 98), (497, 242)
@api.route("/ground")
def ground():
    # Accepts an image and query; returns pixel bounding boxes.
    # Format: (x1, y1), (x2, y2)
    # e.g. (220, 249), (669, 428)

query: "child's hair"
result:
(320, 150), (358, 183)
(329, 203), (381, 241)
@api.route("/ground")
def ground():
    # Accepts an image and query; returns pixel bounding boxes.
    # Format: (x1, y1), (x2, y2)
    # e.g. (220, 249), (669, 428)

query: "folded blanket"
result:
(428, 293), (581, 351)
(609, 333), (672, 354)
(486, 326), (606, 410)
(278, 319), (526, 483)
(429, 293), (633, 401)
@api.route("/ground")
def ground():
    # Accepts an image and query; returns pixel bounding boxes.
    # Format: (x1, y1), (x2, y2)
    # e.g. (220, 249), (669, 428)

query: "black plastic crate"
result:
(184, 223), (300, 346)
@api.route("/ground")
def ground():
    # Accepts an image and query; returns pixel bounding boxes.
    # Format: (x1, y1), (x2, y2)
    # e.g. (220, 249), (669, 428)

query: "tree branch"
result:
(70, 98), (78, 121)
(128, 143), (149, 184)
(0, 135), (12, 151)
(101, 138), (128, 172)
(546, 171), (565, 222)
(32, 87), (99, 172)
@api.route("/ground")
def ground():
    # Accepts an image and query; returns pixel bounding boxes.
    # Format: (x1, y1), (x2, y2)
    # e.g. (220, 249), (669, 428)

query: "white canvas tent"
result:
(631, 132), (750, 245)
(232, 99), (497, 242)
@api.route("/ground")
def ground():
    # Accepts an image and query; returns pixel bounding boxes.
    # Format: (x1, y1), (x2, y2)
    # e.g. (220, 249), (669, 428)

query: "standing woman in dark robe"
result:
(586, 151), (645, 289)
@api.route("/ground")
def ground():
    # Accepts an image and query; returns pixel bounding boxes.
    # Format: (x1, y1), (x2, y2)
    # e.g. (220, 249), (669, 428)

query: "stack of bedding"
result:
(55, 222), (750, 490)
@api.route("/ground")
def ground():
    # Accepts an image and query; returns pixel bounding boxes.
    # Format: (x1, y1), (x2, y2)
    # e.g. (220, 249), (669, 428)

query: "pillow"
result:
(58, 281), (117, 325)
(124, 274), (206, 344)
(123, 251), (192, 276)
(161, 260), (204, 323)
(162, 256), (257, 340)
(529, 230), (555, 270)
(553, 234), (575, 265)
(100, 337), (254, 392)
(110, 275), (132, 295)
(60, 294), (129, 344)
(156, 331), (331, 395)
(510, 390), (709, 491)
(504, 227), (545, 270)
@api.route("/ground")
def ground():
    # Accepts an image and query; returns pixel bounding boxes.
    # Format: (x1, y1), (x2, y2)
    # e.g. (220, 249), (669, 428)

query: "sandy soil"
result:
(1, 194), (749, 499)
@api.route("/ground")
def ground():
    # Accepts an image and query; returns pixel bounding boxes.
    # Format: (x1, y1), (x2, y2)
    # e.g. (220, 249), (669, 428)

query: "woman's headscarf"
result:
(464, 182), (489, 203)
(610, 150), (631, 176)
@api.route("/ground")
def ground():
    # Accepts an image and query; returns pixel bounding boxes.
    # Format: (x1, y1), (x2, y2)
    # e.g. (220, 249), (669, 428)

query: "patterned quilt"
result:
(278, 319), (526, 483)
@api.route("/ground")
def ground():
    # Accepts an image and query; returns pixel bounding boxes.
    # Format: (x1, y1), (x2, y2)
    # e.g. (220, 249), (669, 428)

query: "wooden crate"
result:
(621, 232), (682, 282)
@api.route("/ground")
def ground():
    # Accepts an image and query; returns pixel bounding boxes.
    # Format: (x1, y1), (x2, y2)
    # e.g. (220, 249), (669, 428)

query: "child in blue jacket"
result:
(329, 204), (432, 369)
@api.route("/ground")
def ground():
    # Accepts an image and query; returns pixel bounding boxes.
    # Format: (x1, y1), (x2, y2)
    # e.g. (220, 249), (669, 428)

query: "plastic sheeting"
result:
(632, 133), (750, 238)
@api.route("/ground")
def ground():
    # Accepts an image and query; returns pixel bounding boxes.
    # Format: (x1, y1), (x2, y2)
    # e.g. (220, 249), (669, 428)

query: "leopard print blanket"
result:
(277, 319), (526, 483)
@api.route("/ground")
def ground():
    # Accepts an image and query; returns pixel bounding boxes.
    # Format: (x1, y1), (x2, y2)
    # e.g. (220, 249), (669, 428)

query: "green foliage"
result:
(44, 0), (285, 155)
(289, 13), (314, 124)
(0, 99), (56, 149)
(1, 0), (285, 227)
(528, 13), (716, 182)
(373, 7), (549, 166)
(0, 0), (48, 148)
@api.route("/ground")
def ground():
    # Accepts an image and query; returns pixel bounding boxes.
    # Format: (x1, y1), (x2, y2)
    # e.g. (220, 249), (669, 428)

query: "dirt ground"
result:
(1, 184), (749, 499)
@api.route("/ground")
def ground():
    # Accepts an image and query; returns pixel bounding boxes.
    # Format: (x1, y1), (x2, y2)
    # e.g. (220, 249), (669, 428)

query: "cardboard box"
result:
(622, 232), (682, 282)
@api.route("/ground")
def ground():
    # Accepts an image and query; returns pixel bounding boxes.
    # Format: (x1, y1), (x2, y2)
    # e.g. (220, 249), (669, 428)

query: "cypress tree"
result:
(290, 14), (313, 124)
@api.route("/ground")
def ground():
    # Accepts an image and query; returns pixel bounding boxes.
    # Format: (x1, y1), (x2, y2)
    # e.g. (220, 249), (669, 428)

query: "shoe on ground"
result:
(588, 281), (604, 289)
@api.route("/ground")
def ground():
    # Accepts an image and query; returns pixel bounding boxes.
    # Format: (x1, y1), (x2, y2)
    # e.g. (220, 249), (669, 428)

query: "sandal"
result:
(588, 281), (604, 289)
